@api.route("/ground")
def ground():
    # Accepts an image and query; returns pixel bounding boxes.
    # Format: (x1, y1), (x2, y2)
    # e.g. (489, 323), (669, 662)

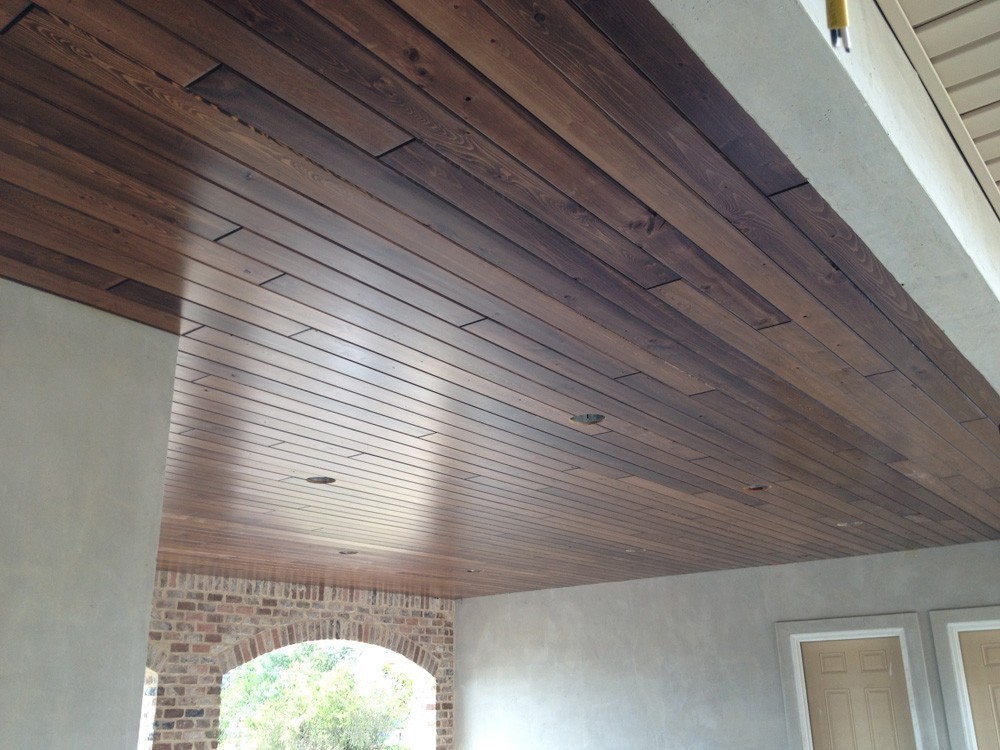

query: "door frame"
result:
(930, 604), (1000, 750)
(776, 613), (939, 750)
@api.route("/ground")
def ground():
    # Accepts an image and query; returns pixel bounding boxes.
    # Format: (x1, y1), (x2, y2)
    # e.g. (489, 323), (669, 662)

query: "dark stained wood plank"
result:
(940, 475), (1000, 529)
(261, 276), (611, 434)
(188, 42), (676, 292)
(172, 332), (908, 548)
(0, 182), (309, 337)
(601, 406), (954, 543)
(197, 66), (689, 314)
(493, 0), (988, 426)
(157, 478), (638, 571)
(0, 66), (263, 240)
(1, 0), (996, 598)
(110, 279), (184, 318)
(460, 310), (928, 506)
(963, 418), (1000, 457)
(0, 18), (718, 401)
(153, 507), (694, 590)
(834, 447), (993, 540)
(172, 390), (540, 507)
(384, 141), (787, 331)
(203, 0), (672, 286)
(3, 30), (740, 412)
(773, 479), (957, 547)
(38, 0), (217, 84)
(691, 387), (853, 457)
(187, 371), (444, 449)
(0, 255), (184, 333)
(773, 183), (1000, 423)
(570, 0), (804, 196)
(868, 369), (1000, 486)
(622, 480), (867, 556)
(0, 62), (500, 330)
(485, 0), (808, 226)
(176, 339), (608, 482)
(390, 0), (893, 378)
(0, 112), (243, 244)
(158, 428), (844, 568)
(653, 280), (996, 483)
(117, 0), (410, 155)
(0, 0), (28, 32)
(163, 458), (652, 560)
(627, 220), (790, 330)
(184, 108), (912, 464)
(890, 460), (1000, 529)
(173, 364), (208, 383)
(629, 371), (976, 531)
(183, 324), (592, 476)
(504, 0), (988, 434)
(180, 324), (599, 473)
(218, 230), (479, 329)
(298, 0), (777, 327)
(215, 229), (964, 552)
(165, 406), (659, 545)
(296, 302), (900, 508)
(463, 313), (636, 381)
(0, 229), (125, 288)
(690, 392), (977, 542)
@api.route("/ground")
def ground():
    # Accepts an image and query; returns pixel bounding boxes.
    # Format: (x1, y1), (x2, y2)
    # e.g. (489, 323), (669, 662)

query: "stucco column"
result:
(0, 280), (177, 749)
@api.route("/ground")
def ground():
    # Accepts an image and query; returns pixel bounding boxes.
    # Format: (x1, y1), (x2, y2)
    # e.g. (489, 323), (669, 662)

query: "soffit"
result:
(0, 0), (998, 597)
(877, 0), (1000, 217)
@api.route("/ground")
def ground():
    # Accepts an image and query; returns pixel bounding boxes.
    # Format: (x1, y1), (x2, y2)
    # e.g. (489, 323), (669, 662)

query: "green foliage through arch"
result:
(219, 641), (418, 750)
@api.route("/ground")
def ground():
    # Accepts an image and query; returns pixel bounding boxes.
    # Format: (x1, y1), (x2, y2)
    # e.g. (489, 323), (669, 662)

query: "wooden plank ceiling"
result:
(2, 0), (999, 598)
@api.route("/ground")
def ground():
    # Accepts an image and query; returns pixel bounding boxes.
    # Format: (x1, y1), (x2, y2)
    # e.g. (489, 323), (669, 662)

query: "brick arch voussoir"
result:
(218, 618), (440, 677)
(147, 643), (170, 674)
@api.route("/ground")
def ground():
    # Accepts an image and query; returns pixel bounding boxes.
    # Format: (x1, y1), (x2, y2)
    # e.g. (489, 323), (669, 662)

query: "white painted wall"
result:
(654, 0), (1000, 392)
(0, 280), (177, 750)
(455, 540), (1000, 750)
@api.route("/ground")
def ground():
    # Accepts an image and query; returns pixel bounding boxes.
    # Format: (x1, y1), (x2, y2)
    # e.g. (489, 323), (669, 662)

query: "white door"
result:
(801, 636), (917, 750)
(959, 628), (1000, 750)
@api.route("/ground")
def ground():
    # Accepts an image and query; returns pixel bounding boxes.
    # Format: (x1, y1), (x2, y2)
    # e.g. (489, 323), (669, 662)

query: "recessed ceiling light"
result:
(466, 568), (482, 573)
(835, 520), (863, 528)
(338, 549), (358, 555)
(306, 476), (336, 484)
(744, 483), (770, 492)
(570, 413), (605, 425)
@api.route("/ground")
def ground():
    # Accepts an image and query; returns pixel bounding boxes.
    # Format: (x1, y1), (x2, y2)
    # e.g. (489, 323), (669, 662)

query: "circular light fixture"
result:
(338, 549), (359, 555)
(306, 476), (336, 484)
(744, 483), (770, 492)
(570, 413), (605, 425)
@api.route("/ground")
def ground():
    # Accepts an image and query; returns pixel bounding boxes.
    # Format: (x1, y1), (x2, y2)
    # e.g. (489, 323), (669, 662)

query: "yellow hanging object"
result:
(827, 0), (851, 52)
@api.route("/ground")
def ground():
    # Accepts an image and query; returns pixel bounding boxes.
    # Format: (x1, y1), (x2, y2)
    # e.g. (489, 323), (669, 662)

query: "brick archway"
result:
(219, 618), (442, 676)
(147, 572), (454, 750)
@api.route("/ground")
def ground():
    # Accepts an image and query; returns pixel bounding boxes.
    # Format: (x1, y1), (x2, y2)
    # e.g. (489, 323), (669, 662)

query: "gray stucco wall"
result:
(455, 540), (1000, 749)
(0, 280), (178, 749)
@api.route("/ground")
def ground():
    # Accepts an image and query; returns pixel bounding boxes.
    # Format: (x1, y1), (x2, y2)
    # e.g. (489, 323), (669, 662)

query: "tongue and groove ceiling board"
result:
(1, 0), (999, 598)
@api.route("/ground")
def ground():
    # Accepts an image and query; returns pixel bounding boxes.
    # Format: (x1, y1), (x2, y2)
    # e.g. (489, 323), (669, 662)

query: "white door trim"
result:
(776, 613), (940, 750)
(929, 604), (1000, 750)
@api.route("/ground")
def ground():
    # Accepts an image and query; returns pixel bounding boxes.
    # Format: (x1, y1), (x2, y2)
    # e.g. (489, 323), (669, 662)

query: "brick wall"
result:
(147, 572), (455, 750)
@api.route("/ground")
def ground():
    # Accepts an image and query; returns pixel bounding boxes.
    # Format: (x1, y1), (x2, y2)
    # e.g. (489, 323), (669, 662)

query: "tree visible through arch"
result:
(219, 640), (435, 750)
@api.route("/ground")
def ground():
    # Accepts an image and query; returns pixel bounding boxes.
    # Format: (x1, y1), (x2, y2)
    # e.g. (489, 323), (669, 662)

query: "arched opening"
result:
(219, 639), (435, 749)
